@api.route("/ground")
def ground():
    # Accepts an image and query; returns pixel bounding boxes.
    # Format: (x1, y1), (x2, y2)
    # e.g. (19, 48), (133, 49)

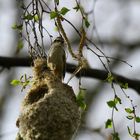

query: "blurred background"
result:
(0, 0), (140, 140)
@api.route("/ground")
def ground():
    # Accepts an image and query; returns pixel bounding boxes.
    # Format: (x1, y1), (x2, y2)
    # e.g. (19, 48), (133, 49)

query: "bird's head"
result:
(53, 36), (64, 45)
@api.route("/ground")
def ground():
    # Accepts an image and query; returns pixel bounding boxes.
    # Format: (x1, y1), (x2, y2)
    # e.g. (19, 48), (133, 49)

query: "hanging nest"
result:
(16, 58), (81, 140)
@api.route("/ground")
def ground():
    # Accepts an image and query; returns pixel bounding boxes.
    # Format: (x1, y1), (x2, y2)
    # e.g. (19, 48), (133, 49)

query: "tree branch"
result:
(91, 38), (140, 49)
(0, 56), (32, 67)
(0, 56), (140, 93)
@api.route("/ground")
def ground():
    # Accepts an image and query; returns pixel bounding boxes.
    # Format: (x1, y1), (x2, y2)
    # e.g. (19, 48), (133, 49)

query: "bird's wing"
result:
(63, 49), (66, 79)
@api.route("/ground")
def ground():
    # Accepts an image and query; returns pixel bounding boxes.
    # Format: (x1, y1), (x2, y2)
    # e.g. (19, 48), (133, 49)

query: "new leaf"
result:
(60, 7), (70, 15)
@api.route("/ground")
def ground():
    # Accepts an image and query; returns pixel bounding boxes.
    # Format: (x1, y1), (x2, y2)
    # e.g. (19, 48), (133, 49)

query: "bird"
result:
(47, 36), (66, 81)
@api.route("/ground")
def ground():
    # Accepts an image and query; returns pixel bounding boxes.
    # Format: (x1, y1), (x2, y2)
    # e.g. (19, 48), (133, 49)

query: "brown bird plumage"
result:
(47, 37), (66, 80)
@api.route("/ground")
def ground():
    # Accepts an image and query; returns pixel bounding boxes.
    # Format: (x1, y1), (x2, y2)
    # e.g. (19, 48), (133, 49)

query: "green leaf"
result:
(22, 80), (30, 89)
(115, 96), (122, 104)
(50, 11), (58, 19)
(16, 38), (23, 54)
(107, 100), (118, 111)
(84, 18), (90, 28)
(12, 24), (23, 31)
(10, 79), (21, 86)
(55, 0), (59, 5)
(135, 117), (140, 123)
(34, 14), (39, 22)
(106, 72), (114, 83)
(105, 119), (112, 128)
(126, 115), (134, 120)
(23, 14), (33, 20)
(133, 132), (140, 139)
(125, 108), (133, 114)
(120, 82), (128, 89)
(19, 2), (25, 9)
(76, 88), (86, 110)
(18, 39), (23, 49)
(127, 126), (140, 138)
(107, 100), (116, 108)
(77, 100), (86, 110)
(112, 132), (120, 140)
(60, 7), (70, 15)
(127, 126), (133, 136)
(73, 5), (80, 12)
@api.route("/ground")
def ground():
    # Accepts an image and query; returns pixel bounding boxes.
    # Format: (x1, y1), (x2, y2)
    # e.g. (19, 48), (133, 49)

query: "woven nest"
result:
(16, 58), (81, 140)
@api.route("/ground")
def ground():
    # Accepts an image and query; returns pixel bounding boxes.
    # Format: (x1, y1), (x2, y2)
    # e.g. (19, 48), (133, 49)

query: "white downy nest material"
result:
(16, 58), (81, 140)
